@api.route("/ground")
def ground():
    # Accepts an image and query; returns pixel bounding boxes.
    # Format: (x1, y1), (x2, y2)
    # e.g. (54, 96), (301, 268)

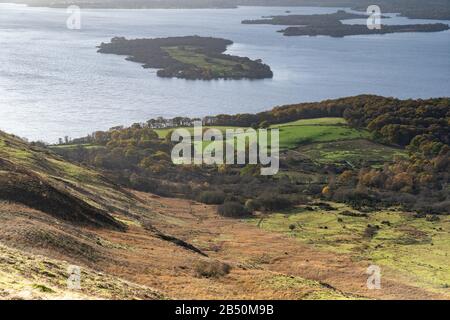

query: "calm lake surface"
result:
(1, 4), (449, 142)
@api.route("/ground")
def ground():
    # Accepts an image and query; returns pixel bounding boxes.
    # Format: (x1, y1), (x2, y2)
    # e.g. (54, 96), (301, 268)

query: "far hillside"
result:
(9, 0), (450, 20)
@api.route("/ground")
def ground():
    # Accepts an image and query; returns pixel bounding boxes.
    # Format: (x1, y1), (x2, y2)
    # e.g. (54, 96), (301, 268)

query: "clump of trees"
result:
(197, 190), (226, 205)
(316, 96), (450, 213)
(257, 192), (292, 211)
(57, 124), (172, 172)
(343, 97), (449, 147)
(326, 143), (449, 213)
(195, 260), (231, 278)
(217, 201), (250, 218)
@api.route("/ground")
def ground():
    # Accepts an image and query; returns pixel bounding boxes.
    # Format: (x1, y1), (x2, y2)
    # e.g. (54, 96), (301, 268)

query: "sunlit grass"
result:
(248, 204), (450, 293)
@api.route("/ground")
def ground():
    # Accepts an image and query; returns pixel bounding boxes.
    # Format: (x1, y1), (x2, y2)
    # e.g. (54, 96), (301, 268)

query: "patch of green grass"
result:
(163, 46), (247, 76)
(154, 126), (243, 139)
(47, 158), (101, 183)
(51, 144), (103, 151)
(275, 125), (369, 150)
(0, 138), (35, 163)
(158, 118), (368, 151)
(249, 204), (450, 294)
(273, 117), (348, 127)
(0, 135), (102, 185)
(298, 139), (406, 165)
(32, 284), (56, 293)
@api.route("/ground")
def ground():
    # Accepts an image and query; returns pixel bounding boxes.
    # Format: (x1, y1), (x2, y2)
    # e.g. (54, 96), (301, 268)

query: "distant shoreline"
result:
(242, 11), (450, 38)
(3, 1), (450, 21)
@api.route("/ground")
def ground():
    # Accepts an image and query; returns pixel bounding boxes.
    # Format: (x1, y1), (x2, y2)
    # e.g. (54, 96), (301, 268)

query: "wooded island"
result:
(242, 10), (450, 37)
(98, 36), (273, 80)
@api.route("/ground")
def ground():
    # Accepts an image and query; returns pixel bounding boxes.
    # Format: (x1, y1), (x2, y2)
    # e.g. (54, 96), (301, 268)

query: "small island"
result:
(280, 23), (450, 37)
(97, 36), (273, 80)
(242, 10), (450, 38)
(242, 10), (373, 26)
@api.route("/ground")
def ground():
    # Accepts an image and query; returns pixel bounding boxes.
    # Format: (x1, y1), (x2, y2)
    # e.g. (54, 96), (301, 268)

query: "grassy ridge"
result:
(0, 131), (128, 229)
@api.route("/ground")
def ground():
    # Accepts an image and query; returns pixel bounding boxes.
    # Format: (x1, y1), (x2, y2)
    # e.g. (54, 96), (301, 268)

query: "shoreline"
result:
(0, 2), (445, 20)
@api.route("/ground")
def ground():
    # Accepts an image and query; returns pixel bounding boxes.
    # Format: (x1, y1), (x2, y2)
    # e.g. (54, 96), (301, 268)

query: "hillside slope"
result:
(0, 129), (448, 299)
(0, 130), (167, 298)
(0, 131), (131, 228)
(0, 129), (359, 299)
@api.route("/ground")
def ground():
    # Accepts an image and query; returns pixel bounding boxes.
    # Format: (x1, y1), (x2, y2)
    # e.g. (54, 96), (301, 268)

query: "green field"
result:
(298, 139), (406, 166)
(272, 117), (348, 127)
(163, 46), (249, 76)
(248, 203), (450, 294)
(157, 118), (370, 151)
(269, 118), (369, 149)
(274, 125), (369, 150)
(154, 126), (241, 139)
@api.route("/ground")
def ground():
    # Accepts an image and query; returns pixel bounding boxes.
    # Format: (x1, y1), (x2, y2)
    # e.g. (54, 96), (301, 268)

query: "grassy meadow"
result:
(297, 140), (407, 167)
(248, 203), (450, 295)
(155, 117), (370, 151)
(163, 46), (247, 76)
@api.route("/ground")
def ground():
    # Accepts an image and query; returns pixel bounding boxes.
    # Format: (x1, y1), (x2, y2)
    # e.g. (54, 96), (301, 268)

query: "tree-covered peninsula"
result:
(242, 10), (450, 38)
(98, 36), (273, 80)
